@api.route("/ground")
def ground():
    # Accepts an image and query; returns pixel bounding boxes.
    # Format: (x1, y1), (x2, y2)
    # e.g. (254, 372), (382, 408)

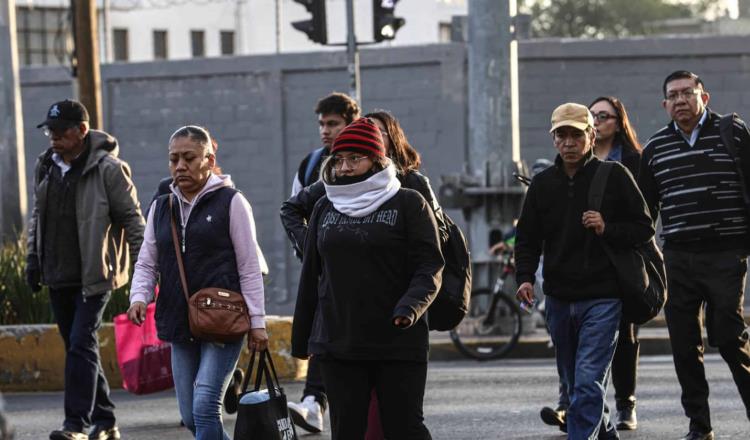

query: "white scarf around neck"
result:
(324, 164), (401, 217)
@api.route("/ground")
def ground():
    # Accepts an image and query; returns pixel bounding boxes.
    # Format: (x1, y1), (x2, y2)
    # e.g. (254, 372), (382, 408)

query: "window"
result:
(113, 28), (129, 62)
(190, 30), (205, 57)
(438, 22), (452, 43)
(15, 7), (70, 66)
(153, 30), (168, 60)
(220, 31), (235, 56)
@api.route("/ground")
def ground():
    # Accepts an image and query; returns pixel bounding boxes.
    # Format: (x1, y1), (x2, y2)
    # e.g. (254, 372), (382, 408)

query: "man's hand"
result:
(127, 302), (147, 326)
(25, 257), (41, 293)
(582, 210), (606, 236)
(393, 316), (413, 328)
(516, 282), (535, 305)
(248, 328), (269, 352)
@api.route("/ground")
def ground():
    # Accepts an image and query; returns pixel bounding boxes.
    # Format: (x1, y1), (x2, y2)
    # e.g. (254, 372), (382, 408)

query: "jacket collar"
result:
(553, 148), (597, 178)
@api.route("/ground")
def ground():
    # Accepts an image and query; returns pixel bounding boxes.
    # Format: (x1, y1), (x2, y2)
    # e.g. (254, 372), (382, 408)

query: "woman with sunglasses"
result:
(591, 96), (643, 430)
(291, 118), (443, 439)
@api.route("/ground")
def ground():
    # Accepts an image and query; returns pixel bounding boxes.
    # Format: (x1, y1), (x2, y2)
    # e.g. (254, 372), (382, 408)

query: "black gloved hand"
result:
(26, 256), (41, 292)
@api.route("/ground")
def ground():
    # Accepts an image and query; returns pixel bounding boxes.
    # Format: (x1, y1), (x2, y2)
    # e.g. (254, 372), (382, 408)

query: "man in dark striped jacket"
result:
(638, 70), (750, 440)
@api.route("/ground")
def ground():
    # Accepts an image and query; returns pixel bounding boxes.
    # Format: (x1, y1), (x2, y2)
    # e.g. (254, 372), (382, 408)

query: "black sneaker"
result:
(615, 405), (637, 430)
(89, 426), (120, 440)
(224, 368), (244, 414)
(540, 405), (567, 433)
(49, 429), (89, 440)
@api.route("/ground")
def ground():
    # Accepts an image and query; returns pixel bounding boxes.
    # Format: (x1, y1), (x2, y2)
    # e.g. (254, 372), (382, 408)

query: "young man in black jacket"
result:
(515, 103), (654, 440)
(638, 71), (750, 440)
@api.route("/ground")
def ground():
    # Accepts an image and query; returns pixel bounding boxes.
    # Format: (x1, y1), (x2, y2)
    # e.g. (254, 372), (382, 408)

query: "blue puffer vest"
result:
(152, 187), (241, 342)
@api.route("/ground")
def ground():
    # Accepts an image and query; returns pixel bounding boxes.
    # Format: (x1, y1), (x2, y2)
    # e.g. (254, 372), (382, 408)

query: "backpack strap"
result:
(588, 161), (614, 211)
(303, 147), (326, 187)
(719, 113), (750, 207)
(583, 161), (614, 269)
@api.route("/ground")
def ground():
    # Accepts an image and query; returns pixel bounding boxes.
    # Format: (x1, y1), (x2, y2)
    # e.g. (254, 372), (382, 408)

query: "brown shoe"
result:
(89, 425), (120, 440)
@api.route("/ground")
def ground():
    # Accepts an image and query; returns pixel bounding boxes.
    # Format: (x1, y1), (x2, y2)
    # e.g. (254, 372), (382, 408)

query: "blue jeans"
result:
(49, 287), (115, 432)
(171, 339), (243, 440)
(546, 296), (622, 440)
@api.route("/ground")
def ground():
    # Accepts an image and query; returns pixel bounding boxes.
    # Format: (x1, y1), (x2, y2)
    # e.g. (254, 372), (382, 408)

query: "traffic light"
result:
(292, 0), (327, 45)
(373, 0), (405, 42)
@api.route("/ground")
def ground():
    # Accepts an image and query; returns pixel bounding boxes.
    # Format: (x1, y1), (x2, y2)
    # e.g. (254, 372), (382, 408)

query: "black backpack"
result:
(428, 213), (472, 331)
(589, 161), (667, 325)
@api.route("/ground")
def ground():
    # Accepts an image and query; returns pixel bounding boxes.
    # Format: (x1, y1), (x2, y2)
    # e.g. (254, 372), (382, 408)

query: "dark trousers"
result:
(302, 355), (328, 410)
(611, 321), (639, 409)
(49, 287), (115, 432)
(664, 249), (750, 432)
(319, 357), (431, 440)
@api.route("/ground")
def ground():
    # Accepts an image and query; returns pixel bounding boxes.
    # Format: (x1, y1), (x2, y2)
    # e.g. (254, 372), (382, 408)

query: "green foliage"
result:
(0, 234), (132, 325)
(523, 0), (723, 38)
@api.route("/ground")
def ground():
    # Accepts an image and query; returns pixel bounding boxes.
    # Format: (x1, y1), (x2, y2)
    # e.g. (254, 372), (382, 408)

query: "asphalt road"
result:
(4, 354), (749, 439)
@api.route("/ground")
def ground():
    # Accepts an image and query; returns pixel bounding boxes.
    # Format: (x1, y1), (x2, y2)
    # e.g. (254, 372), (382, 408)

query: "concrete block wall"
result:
(18, 35), (750, 314)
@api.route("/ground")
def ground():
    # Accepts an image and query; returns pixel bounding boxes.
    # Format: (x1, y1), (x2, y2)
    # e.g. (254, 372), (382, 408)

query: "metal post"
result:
(0, 0), (28, 241)
(275, 0), (281, 53)
(345, 0), (361, 104)
(73, 0), (103, 129)
(466, 0), (521, 275)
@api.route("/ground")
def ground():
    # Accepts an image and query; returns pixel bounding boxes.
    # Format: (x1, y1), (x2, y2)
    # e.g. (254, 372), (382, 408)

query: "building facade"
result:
(15, 0), (466, 65)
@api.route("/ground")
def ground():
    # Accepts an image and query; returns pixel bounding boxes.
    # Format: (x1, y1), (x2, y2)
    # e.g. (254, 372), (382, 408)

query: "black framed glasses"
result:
(593, 112), (617, 122)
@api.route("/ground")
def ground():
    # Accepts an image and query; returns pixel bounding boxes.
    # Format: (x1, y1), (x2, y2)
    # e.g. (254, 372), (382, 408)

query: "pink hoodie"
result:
(130, 174), (266, 329)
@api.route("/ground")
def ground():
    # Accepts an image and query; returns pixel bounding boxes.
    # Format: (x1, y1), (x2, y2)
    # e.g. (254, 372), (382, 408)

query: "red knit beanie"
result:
(331, 117), (386, 157)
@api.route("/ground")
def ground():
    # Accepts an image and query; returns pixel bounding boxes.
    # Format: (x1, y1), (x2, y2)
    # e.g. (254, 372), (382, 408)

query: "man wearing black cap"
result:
(27, 99), (145, 440)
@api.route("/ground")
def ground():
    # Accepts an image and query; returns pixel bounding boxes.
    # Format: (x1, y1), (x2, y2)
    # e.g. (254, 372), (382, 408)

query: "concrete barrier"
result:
(0, 316), (306, 392)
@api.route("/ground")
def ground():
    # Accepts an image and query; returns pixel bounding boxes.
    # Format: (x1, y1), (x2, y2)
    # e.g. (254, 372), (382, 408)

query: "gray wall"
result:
(19, 35), (750, 313)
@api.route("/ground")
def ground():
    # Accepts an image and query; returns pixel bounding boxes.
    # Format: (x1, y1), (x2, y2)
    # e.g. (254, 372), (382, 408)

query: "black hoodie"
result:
(515, 152), (654, 301)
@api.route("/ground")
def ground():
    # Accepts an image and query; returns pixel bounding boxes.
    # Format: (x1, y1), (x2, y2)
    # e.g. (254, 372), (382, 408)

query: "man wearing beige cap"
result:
(514, 103), (654, 439)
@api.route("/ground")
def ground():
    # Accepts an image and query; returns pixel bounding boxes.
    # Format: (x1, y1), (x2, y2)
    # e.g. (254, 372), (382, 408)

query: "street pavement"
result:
(5, 354), (749, 439)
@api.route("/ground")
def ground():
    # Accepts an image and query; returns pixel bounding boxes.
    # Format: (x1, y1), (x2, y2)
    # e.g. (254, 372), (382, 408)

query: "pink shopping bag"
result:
(113, 302), (174, 394)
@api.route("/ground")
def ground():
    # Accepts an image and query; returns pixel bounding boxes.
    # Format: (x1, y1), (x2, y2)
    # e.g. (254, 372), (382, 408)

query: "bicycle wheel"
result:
(449, 288), (522, 360)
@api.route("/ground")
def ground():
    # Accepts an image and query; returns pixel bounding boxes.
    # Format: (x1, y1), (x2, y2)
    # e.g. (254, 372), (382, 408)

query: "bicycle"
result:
(449, 171), (545, 361)
(449, 249), (524, 360)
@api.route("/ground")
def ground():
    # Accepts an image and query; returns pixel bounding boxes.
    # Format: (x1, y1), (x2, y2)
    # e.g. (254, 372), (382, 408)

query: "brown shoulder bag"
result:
(169, 196), (251, 343)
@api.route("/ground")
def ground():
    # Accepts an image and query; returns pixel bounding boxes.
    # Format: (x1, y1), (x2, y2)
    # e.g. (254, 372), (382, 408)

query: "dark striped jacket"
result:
(638, 110), (750, 252)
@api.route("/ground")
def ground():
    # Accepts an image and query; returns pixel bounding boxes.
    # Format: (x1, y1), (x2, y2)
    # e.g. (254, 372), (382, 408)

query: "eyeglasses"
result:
(593, 112), (617, 122)
(665, 89), (701, 102)
(332, 154), (371, 168)
(41, 126), (75, 137)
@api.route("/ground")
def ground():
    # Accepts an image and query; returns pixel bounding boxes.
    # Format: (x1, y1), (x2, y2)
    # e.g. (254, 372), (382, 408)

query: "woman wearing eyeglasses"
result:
(590, 96), (643, 431)
(291, 118), (443, 439)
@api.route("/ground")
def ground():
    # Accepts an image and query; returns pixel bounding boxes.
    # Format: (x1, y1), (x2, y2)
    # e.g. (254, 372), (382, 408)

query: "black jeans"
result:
(318, 357), (431, 440)
(49, 287), (115, 432)
(301, 355), (328, 410)
(663, 249), (750, 432)
(611, 321), (639, 409)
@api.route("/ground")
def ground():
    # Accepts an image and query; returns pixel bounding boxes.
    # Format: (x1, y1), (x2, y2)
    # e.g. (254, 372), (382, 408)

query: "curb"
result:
(0, 316), (306, 392)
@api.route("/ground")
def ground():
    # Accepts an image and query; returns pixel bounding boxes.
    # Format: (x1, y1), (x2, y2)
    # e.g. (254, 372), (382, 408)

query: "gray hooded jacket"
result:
(27, 129), (145, 296)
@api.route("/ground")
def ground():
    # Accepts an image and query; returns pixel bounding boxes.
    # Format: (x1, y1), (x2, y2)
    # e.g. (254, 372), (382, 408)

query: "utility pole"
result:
(73, 0), (103, 129)
(441, 0), (522, 288)
(345, 0), (361, 104)
(0, 0), (28, 240)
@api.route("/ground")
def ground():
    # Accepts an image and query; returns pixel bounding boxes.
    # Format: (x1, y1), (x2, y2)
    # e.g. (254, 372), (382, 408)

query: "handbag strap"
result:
(584, 161), (615, 267)
(169, 195), (191, 303)
(241, 349), (279, 398)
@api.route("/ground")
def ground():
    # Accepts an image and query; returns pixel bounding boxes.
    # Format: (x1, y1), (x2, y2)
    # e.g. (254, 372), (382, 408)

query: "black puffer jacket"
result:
(280, 170), (447, 259)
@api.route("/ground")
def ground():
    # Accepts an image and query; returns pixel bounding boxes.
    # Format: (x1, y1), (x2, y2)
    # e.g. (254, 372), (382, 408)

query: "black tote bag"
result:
(233, 349), (298, 440)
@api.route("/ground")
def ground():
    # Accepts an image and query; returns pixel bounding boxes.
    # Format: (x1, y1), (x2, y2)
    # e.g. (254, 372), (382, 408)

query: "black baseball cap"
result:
(37, 99), (89, 129)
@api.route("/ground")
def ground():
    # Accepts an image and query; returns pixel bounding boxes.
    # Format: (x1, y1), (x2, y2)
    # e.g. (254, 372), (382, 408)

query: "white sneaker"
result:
(287, 395), (324, 433)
